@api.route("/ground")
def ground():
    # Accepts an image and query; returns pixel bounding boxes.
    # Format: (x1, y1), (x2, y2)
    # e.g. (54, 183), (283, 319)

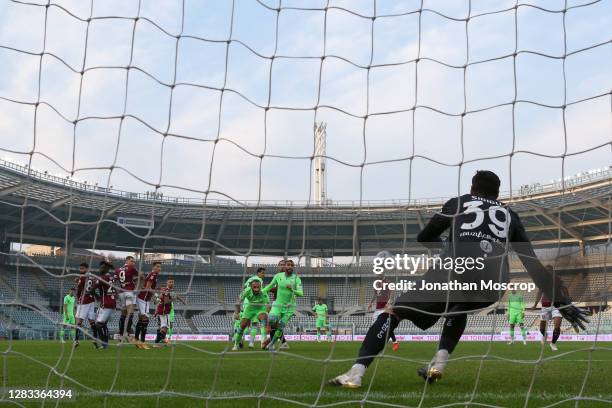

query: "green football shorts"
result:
(269, 304), (295, 325)
(242, 306), (267, 322)
(508, 311), (524, 325)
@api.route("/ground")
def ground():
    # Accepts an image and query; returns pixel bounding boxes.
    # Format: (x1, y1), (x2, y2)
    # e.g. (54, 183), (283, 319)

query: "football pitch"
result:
(1, 340), (610, 408)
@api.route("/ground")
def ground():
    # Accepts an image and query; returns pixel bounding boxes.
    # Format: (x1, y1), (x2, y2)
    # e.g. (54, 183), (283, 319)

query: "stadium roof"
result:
(0, 160), (609, 257)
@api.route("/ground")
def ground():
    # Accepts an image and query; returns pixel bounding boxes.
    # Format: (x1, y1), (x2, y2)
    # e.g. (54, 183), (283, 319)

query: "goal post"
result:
(0, 0), (610, 407)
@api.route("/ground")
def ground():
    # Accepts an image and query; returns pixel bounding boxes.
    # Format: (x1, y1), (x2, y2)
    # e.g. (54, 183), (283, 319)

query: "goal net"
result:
(0, 0), (610, 406)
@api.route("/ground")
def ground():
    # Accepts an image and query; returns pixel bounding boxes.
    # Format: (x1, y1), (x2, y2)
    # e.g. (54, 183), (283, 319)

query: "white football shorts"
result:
(118, 291), (136, 308)
(540, 306), (562, 321)
(96, 307), (113, 323)
(136, 298), (150, 316)
(158, 314), (169, 329)
(75, 302), (96, 321)
(372, 308), (385, 323)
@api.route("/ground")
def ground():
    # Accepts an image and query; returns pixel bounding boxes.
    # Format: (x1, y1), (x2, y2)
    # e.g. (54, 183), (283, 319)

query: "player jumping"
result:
(115, 255), (143, 342)
(74, 262), (99, 348)
(134, 261), (161, 349)
(262, 259), (303, 350)
(232, 279), (269, 351)
(329, 170), (589, 388)
(507, 289), (527, 345)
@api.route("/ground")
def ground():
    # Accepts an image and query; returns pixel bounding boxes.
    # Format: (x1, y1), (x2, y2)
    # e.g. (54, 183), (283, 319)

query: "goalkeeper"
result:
(329, 170), (589, 388)
(60, 288), (76, 342)
(262, 259), (303, 350)
(507, 289), (527, 345)
(312, 299), (331, 342)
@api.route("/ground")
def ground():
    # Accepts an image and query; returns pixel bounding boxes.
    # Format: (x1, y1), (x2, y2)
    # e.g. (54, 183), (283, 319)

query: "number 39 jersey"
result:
(419, 194), (530, 284)
(449, 194), (520, 244)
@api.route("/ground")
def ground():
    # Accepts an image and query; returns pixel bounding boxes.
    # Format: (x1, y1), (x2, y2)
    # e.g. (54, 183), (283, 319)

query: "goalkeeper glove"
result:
(554, 300), (590, 332)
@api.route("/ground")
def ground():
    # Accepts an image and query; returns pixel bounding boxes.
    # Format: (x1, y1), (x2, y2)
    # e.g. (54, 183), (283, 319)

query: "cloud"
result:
(0, 0), (609, 205)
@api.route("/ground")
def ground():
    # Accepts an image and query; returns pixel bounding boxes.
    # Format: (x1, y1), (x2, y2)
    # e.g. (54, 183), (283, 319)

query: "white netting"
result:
(0, 0), (610, 407)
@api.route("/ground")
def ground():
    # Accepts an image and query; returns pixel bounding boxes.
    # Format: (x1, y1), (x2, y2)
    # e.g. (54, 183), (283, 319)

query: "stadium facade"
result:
(0, 159), (609, 257)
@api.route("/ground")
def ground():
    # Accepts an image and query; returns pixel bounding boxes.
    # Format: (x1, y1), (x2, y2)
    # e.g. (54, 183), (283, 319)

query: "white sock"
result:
(349, 363), (366, 378)
(431, 349), (449, 372)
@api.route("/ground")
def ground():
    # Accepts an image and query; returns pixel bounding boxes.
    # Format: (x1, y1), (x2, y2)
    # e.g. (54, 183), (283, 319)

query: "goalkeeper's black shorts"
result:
(391, 297), (494, 331)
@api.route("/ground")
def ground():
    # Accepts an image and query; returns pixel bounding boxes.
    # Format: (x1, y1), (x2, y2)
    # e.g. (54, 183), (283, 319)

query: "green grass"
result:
(0, 340), (611, 407)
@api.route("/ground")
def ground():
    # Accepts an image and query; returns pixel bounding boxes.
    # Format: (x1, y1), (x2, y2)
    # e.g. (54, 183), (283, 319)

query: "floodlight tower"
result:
(313, 122), (328, 206)
(310, 122), (329, 268)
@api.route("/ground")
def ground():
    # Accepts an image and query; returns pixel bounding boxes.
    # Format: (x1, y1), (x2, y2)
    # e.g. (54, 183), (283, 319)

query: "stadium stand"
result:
(0, 161), (609, 339)
(2, 251), (609, 340)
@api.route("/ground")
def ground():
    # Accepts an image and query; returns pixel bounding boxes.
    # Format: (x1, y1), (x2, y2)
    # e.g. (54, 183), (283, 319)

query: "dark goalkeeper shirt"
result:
(417, 194), (563, 303)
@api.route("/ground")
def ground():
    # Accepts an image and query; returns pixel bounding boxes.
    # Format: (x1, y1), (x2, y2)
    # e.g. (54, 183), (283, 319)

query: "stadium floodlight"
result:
(313, 122), (328, 206)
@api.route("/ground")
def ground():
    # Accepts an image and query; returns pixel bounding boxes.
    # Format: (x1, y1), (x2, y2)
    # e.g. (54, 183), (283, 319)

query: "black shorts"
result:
(391, 296), (494, 330)
(388, 271), (501, 330)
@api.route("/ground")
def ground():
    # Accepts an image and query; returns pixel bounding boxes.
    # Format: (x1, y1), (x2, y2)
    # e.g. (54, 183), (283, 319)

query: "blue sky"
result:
(0, 0), (610, 204)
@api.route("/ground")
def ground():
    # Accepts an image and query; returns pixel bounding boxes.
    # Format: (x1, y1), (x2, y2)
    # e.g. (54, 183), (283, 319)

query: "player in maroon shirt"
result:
(154, 278), (185, 346)
(74, 262), (98, 348)
(134, 261), (161, 348)
(94, 261), (116, 349)
(114, 255), (144, 341)
(368, 267), (399, 351)
(532, 266), (567, 351)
